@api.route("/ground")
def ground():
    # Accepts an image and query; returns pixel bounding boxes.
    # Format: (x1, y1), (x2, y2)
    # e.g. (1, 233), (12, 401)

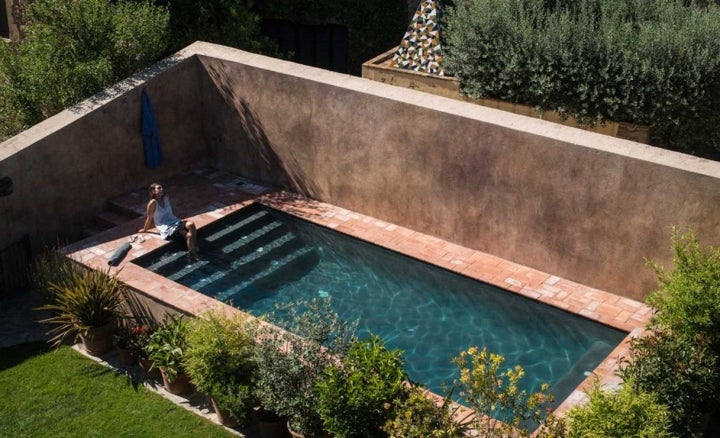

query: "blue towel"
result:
(108, 242), (132, 266)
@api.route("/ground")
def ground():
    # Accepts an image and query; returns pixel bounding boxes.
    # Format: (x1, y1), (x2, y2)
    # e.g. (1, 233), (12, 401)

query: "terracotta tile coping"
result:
(65, 174), (652, 416)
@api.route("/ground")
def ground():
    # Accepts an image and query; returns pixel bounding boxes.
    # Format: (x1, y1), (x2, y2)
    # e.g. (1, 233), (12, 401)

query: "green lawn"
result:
(0, 342), (237, 438)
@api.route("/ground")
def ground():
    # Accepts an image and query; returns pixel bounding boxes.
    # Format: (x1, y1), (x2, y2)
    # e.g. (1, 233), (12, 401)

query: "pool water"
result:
(133, 203), (626, 401)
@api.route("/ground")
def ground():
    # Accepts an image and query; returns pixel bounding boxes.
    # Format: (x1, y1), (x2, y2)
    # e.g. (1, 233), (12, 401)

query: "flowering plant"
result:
(115, 323), (154, 358)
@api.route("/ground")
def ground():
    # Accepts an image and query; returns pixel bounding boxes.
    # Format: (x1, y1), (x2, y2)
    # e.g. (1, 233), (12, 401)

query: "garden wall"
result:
(0, 53), (208, 251)
(2, 42), (720, 300)
(194, 43), (720, 300)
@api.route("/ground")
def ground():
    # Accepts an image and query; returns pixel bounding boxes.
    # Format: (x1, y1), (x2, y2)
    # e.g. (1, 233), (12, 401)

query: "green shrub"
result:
(147, 313), (188, 381)
(647, 229), (720, 353)
(185, 311), (257, 426)
(383, 387), (464, 438)
(450, 346), (555, 438)
(157, 0), (271, 53)
(251, 298), (357, 436)
(0, 0), (170, 141)
(566, 382), (674, 438)
(443, 0), (720, 155)
(618, 329), (718, 437)
(316, 335), (409, 438)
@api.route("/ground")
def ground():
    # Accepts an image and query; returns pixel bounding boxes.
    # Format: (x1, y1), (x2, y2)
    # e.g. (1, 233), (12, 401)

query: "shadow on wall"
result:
(203, 63), (321, 199)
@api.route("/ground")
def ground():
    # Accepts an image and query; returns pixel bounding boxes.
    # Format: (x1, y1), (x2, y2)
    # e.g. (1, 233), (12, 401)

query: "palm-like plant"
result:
(38, 261), (127, 349)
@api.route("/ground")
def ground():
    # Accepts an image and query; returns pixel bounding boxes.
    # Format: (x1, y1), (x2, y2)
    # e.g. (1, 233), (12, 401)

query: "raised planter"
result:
(362, 47), (650, 144)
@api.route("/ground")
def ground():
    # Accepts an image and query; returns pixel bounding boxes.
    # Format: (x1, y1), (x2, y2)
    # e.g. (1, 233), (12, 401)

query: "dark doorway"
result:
(1, 0), (10, 39)
(261, 18), (349, 74)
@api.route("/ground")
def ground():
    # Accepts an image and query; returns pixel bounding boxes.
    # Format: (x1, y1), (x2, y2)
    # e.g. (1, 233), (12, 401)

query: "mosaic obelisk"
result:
(391, 0), (444, 76)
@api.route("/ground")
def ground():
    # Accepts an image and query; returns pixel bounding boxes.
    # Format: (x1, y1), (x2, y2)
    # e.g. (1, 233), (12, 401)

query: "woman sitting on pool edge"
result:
(139, 182), (199, 260)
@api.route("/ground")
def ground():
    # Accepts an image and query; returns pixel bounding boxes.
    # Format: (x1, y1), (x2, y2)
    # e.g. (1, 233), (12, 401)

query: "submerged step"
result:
(186, 233), (303, 290)
(215, 246), (317, 302)
(203, 210), (271, 242)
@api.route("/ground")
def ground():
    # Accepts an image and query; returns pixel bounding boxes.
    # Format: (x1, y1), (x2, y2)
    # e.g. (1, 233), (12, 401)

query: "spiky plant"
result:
(38, 261), (127, 347)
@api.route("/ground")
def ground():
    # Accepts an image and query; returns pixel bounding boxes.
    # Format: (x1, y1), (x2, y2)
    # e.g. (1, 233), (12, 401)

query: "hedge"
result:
(443, 0), (720, 156)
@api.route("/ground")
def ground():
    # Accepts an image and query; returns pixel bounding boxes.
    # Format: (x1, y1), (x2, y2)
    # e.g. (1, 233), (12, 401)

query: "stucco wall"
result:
(192, 43), (720, 300)
(3, 41), (720, 300)
(0, 55), (208, 249)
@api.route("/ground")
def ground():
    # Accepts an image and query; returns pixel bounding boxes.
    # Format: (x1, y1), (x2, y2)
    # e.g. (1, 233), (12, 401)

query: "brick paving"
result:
(64, 167), (653, 415)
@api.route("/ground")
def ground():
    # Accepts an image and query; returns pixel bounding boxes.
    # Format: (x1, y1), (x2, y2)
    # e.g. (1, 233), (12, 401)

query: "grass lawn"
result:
(0, 342), (237, 438)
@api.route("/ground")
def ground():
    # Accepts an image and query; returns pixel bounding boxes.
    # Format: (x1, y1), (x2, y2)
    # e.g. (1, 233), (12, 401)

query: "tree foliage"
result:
(0, 0), (170, 140)
(155, 0), (271, 53)
(618, 329), (718, 437)
(443, 0), (720, 155)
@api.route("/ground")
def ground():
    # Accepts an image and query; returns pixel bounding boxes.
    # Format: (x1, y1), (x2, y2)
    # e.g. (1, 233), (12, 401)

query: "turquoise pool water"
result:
(133, 203), (626, 402)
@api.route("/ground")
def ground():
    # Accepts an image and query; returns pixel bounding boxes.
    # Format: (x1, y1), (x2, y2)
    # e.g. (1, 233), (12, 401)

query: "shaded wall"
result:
(3, 41), (720, 300)
(193, 43), (720, 300)
(0, 55), (208, 250)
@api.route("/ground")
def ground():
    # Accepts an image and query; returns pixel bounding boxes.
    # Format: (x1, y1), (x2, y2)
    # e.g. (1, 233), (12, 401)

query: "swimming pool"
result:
(133, 203), (626, 401)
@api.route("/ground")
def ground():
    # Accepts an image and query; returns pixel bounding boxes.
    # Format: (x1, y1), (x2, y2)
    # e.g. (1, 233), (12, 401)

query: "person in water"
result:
(139, 182), (199, 259)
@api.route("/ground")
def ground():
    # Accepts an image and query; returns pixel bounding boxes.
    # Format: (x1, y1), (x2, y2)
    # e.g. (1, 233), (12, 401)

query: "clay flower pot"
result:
(211, 397), (238, 428)
(80, 322), (115, 356)
(161, 369), (195, 395)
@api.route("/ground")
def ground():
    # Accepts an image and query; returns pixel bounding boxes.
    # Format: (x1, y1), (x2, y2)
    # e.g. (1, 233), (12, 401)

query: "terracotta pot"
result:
(287, 421), (330, 438)
(116, 346), (136, 366)
(138, 357), (161, 378)
(161, 370), (195, 395)
(80, 322), (115, 356)
(254, 410), (289, 438)
(211, 397), (238, 428)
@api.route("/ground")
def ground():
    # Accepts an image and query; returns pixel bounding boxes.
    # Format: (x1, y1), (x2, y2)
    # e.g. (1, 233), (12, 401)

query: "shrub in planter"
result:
(565, 382), (674, 438)
(647, 229), (720, 355)
(316, 335), (409, 438)
(147, 313), (192, 393)
(383, 386), (464, 438)
(37, 261), (127, 355)
(618, 329), (719, 438)
(450, 347), (556, 438)
(185, 310), (257, 427)
(251, 298), (357, 437)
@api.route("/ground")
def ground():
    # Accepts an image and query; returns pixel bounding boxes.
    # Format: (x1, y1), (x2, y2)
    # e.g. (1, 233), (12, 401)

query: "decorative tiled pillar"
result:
(391, 0), (444, 76)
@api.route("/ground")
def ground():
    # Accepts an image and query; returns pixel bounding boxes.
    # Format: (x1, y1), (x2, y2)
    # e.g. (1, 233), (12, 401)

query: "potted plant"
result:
(37, 260), (127, 356)
(185, 310), (257, 427)
(251, 298), (357, 438)
(315, 335), (409, 438)
(147, 313), (194, 395)
(114, 323), (139, 366)
(383, 386), (465, 438)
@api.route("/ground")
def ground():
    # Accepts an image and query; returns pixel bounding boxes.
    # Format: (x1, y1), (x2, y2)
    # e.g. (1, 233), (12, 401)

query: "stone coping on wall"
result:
(62, 167), (652, 417)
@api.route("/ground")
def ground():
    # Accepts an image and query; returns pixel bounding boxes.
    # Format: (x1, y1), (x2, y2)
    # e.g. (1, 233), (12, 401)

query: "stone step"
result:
(93, 210), (135, 229)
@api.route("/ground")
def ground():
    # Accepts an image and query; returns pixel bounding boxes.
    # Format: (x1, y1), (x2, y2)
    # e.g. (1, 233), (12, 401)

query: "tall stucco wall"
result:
(0, 55), (208, 251)
(192, 43), (720, 300)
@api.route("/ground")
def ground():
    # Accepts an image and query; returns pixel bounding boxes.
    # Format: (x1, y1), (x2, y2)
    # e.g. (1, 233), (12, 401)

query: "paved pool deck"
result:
(63, 167), (653, 415)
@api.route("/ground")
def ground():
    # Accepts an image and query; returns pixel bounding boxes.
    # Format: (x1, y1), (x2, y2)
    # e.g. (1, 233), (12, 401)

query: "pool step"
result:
(214, 246), (317, 302)
(173, 232), (304, 287)
(203, 209), (272, 243)
(82, 199), (143, 239)
(145, 220), (292, 276)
